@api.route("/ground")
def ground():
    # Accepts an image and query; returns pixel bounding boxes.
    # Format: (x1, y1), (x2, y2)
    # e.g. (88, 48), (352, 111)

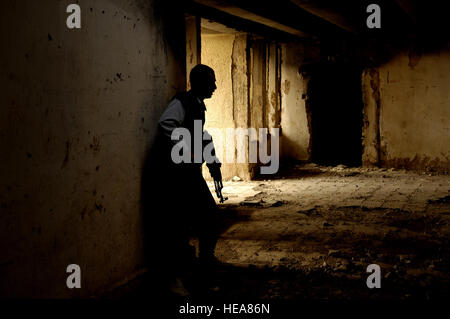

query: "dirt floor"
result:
(108, 164), (450, 300)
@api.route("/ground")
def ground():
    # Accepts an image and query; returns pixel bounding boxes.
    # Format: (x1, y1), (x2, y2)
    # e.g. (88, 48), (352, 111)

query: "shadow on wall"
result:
(140, 128), (174, 295)
(281, 135), (311, 163)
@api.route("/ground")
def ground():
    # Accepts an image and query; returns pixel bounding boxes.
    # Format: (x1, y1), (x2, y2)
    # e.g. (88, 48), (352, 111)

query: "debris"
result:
(428, 195), (450, 204)
(341, 171), (359, 177)
(240, 200), (263, 206)
(297, 207), (319, 216)
(328, 249), (340, 257)
(271, 201), (284, 207)
(232, 176), (242, 182)
(336, 263), (347, 271)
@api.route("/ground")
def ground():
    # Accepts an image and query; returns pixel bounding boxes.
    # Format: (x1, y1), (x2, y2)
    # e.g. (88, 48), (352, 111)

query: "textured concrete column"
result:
(266, 43), (281, 131)
(361, 68), (381, 166)
(231, 34), (253, 179)
(185, 15), (201, 89)
(280, 42), (313, 161)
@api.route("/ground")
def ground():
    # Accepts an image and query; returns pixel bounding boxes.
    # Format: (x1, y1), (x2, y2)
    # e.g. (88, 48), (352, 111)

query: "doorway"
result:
(307, 61), (364, 166)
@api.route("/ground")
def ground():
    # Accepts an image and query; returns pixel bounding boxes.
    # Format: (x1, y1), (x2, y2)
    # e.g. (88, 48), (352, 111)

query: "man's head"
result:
(189, 64), (216, 100)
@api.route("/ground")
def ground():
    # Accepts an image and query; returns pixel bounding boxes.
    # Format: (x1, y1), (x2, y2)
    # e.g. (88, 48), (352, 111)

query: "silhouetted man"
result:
(152, 64), (222, 295)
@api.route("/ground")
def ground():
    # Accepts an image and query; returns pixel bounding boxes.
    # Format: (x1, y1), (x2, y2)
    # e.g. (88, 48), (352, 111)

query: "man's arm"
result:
(158, 99), (185, 144)
(158, 99), (194, 160)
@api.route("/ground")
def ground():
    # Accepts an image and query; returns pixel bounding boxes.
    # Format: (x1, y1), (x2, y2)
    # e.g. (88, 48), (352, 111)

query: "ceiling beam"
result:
(184, 2), (305, 41)
(193, 0), (310, 38)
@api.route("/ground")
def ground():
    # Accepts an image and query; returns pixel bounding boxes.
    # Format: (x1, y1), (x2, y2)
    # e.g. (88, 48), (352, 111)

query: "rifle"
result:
(214, 179), (228, 203)
(208, 162), (228, 203)
(204, 131), (228, 203)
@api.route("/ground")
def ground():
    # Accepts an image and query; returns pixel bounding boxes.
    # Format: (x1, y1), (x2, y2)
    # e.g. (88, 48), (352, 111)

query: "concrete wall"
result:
(0, 0), (185, 298)
(186, 15), (201, 90)
(201, 32), (285, 180)
(362, 46), (450, 171)
(202, 32), (259, 180)
(201, 33), (246, 179)
(280, 42), (312, 161)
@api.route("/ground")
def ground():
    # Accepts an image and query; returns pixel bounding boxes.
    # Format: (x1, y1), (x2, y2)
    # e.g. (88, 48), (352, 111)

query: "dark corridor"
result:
(306, 61), (364, 166)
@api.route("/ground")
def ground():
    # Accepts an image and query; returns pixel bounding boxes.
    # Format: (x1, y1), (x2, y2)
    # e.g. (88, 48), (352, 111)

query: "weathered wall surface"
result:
(362, 68), (381, 165)
(201, 33), (250, 180)
(0, 0), (185, 298)
(362, 46), (450, 171)
(186, 15), (201, 90)
(280, 42), (312, 161)
(201, 32), (284, 180)
(201, 32), (257, 180)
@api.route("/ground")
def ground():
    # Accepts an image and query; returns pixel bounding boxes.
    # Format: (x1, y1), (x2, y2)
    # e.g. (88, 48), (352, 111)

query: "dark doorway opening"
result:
(307, 61), (364, 166)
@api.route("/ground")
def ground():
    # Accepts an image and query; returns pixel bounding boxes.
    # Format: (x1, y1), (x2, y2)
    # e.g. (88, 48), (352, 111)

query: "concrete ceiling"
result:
(201, 19), (239, 34)
(186, 0), (449, 41)
(194, 0), (311, 37)
(289, 0), (361, 33)
(189, 0), (365, 38)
